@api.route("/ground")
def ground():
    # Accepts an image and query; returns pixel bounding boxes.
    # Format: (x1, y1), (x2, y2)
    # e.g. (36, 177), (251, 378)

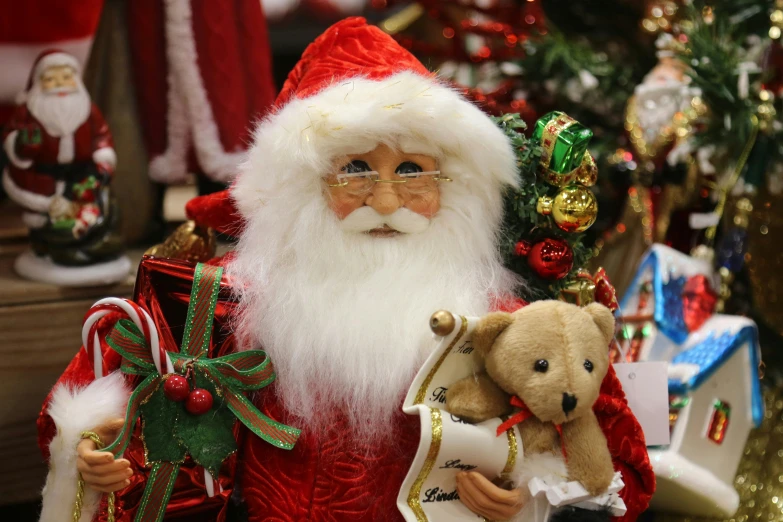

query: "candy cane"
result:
(82, 298), (173, 378)
(81, 298), (219, 496)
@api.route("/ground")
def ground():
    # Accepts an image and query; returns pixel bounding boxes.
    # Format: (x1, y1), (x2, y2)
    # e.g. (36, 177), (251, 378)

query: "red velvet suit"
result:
(37, 261), (654, 522)
(2, 103), (113, 197)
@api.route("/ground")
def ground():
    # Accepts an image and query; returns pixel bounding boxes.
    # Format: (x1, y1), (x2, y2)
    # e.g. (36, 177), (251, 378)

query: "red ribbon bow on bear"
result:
(496, 396), (562, 437)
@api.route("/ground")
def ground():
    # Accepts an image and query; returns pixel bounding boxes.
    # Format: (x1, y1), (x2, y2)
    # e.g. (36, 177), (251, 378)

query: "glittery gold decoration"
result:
(575, 153), (598, 187)
(537, 185), (598, 233)
(560, 278), (596, 307)
(408, 408), (443, 522)
(653, 386), (783, 522)
(501, 422), (518, 478)
(747, 189), (783, 336)
(145, 221), (216, 263)
(73, 431), (116, 522)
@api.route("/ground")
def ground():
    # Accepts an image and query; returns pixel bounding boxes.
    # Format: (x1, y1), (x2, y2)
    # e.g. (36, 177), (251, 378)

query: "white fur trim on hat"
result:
(34, 52), (81, 81)
(39, 372), (130, 522)
(232, 72), (518, 226)
(92, 147), (117, 169)
(2, 168), (51, 213)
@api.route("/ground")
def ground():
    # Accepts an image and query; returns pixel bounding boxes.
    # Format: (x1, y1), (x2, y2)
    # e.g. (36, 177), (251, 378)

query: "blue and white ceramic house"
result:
(618, 244), (763, 517)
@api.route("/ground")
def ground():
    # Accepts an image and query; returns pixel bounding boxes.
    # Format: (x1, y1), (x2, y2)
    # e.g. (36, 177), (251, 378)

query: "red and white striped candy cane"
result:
(82, 297), (173, 378)
(81, 297), (221, 496)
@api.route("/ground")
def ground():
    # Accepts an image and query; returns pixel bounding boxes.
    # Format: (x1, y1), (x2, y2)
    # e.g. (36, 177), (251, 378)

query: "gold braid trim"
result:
(73, 431), (116, 522)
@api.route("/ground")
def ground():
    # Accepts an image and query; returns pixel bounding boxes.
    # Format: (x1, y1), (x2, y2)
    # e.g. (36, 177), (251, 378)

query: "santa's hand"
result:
(456, 471), (523, 521)
(76, 418), (133, 493)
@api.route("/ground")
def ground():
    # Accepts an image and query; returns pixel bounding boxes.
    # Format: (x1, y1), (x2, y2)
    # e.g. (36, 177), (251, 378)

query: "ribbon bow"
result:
(496, 396), (535, 437)
(87, 263), (299, 522)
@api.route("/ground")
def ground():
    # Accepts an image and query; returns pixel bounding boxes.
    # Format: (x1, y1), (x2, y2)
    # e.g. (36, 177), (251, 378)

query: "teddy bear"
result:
(446, 300), (616, 499)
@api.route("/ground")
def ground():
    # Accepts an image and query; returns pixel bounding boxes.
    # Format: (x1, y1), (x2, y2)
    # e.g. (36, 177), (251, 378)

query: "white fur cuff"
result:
(509, 452), (568, 522)
(92, 147), (117, 169)
(39, 372), (130, 522)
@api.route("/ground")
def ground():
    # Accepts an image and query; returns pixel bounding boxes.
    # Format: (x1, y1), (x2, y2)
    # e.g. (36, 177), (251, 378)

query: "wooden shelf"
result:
(0, 245), (143, 505)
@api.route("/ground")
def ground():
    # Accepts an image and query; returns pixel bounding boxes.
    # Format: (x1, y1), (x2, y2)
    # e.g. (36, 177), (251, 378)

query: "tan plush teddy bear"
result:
(446, 300), (616, 496)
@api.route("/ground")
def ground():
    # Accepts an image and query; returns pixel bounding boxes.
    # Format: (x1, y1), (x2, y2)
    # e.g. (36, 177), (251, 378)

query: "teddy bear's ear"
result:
(472, 312), (514, 356)
(584, 303), (616, 345)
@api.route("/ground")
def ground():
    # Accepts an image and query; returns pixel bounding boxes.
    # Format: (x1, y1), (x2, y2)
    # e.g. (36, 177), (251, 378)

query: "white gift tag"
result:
(614, 362), (670, 446)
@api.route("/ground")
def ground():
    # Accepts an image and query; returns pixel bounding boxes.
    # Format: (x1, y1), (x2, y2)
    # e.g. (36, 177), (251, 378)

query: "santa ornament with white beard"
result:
(36, 19), (653, 522)
(624, 35), (707, 246)
(2, 49), (129, 286)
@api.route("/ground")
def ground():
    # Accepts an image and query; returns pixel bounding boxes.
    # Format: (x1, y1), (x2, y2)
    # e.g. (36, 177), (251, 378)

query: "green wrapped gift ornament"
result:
(532, 111), (594, 187)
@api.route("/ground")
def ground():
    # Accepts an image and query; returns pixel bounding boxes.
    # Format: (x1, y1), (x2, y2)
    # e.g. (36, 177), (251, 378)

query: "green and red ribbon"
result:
(102, 263), (300, 522)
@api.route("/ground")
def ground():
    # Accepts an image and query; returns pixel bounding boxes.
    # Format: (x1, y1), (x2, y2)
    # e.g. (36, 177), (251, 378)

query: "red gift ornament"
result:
(527, 238), (573, 280)
(592, 268), (619, 312)
(682, 275), (718, 332)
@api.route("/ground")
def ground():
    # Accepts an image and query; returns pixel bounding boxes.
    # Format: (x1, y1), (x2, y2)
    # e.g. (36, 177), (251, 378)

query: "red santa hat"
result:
(16, 49), (82, 103)
(188, 17), (517, 235)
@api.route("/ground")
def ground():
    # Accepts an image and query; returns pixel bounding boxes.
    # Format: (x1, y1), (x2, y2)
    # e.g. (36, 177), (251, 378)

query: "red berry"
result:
(185, 388), (213, 415)
(163, 375), (190, 402)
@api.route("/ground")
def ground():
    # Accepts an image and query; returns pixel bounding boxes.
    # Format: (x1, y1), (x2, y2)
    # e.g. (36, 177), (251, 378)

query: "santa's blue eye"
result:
(342, 160), (371, 173)
(395, 161), (422, 175)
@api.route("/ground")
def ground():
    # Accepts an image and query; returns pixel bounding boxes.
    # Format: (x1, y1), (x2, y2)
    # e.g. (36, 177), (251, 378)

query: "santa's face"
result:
(633, 57), (691, 142)
(325, 144), (442, 237)
(39, 65), (78, 94)
(27, 65), (91, 137)
(229, 138), (514, 441)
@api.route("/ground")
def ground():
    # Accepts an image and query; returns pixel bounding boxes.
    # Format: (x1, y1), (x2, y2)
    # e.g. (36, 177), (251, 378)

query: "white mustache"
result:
(339, 206), (431, 234)
(45, 86), (78, 95)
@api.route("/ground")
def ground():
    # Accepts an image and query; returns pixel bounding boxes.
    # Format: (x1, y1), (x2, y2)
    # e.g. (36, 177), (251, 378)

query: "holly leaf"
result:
(177, 372), (237, 477)
(140, 386), (187, 464)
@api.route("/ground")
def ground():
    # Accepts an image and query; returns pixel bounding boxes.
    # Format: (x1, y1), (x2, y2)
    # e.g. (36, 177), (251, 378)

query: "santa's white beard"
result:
(633, 78), (689, 142)
(26, 84), (91, 138)
(229, 182), (517, 443)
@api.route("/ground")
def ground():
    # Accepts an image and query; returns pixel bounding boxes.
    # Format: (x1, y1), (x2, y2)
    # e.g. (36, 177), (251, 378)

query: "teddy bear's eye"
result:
(534, 360), (549, 373)
(584, 359), (594, 373)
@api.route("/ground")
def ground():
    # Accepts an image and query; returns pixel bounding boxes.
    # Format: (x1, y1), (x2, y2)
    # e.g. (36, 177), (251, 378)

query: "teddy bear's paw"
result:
(573, 467), (614, 497)
(445, 374), (510, 423)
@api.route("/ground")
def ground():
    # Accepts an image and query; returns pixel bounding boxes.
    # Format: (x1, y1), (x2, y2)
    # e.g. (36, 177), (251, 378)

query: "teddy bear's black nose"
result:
(562, 393), (577, 414)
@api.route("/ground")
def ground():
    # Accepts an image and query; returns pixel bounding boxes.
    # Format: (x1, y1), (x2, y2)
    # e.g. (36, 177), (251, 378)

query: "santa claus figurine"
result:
(2, 50), (129, 286)
(36, 19), (653, 522)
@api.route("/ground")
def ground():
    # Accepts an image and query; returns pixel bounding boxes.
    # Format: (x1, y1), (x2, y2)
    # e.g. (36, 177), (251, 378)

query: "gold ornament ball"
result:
(430, 310), (456, 336)
(537, 185), (598, 233)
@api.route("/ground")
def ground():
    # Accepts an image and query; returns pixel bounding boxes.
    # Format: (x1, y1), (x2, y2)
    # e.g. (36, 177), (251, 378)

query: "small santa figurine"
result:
(36, 19), (653, 522)
(2, 50), (129, 285)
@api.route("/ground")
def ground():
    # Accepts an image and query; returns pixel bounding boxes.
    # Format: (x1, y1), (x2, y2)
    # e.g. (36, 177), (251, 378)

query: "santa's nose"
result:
(366, 185), (402, 215)
(562, 393), (577, 414)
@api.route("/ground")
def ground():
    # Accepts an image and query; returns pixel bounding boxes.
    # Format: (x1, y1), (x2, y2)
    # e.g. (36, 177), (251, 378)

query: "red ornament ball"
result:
(514, 240), (531, 256)
(527, 238), (573, 280)
(185, 388), (214, 415)
(163, 375), (190, 402)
